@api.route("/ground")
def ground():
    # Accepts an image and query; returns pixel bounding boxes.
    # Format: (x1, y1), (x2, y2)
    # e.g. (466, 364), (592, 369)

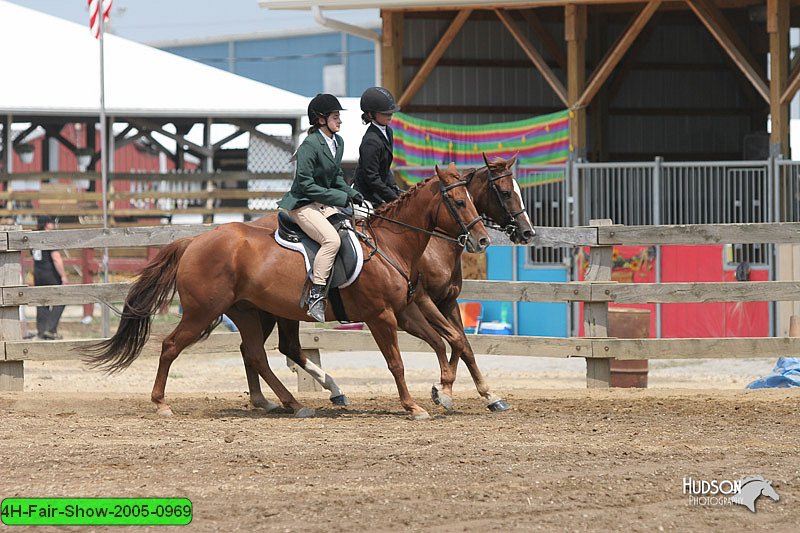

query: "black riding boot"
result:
(307, 283), (327, 322)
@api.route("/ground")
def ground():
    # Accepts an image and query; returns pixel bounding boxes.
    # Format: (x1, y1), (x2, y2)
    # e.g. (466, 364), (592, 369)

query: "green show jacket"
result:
(278, 131), (359, 210)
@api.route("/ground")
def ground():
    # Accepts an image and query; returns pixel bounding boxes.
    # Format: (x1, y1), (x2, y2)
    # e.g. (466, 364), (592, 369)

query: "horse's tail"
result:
(83, 238), (192, 373)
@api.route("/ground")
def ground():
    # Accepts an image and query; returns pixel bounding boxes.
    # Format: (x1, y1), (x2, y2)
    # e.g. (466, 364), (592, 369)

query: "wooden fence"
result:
(0, 171), (290, 225)
(2, 220), (800, 392)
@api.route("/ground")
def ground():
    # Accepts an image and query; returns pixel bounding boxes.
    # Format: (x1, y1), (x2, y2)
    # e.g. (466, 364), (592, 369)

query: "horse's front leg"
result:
(366, 311), (430, 420)
(396, 300), (456, 412)
(439, 301), (509, 412)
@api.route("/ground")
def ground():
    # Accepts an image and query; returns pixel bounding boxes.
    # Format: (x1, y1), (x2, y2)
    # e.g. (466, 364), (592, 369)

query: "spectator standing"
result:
(32, 216), (67, 340)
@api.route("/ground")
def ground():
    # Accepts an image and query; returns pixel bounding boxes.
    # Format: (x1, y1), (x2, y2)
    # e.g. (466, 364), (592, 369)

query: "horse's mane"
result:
(368, 175), (437, 220)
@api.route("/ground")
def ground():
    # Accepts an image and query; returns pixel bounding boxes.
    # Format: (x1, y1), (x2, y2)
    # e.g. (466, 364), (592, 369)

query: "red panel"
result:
(578, 245), (770, 338)
(661, 245), (769, 338)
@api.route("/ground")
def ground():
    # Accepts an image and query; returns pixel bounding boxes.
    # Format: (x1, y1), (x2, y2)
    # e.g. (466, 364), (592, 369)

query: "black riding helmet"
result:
(360, 87), (400, 114)
(308, 93), (345, 124)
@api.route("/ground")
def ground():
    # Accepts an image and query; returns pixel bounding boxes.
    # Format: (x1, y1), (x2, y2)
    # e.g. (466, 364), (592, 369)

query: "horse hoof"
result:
(431, 384), (455, 412)
(409, 411), (431, 421)
(487, 399), (511, 412)
(252, 398), (280, 412)
(157, 407), (174, 417)
(294, 407), (316, 418)
(330, 394), (350, 406)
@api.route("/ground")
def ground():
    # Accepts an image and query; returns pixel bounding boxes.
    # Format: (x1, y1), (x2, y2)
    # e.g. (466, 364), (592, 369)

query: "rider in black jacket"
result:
(353, 87), (403, 206)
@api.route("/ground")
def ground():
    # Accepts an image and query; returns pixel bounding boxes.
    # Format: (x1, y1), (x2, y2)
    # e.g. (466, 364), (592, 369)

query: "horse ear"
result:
(463, 168), (477, 184)
(482, 152), (491, 168)
(507, 152), (519, 168)
(446, 162), (458, 179)
(434, 164), (443, 179)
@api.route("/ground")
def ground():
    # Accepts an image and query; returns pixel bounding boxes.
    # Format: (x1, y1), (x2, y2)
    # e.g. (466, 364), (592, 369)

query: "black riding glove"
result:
(351, 192), (365, 206)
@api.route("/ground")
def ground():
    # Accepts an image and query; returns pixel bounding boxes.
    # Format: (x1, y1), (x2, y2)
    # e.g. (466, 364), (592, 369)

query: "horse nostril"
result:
(523, 229), (535, 240)
(479, 237), (490, 249)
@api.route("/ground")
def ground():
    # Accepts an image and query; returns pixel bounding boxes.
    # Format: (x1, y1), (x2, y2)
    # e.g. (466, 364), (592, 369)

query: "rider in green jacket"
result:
(278, 94), (364, 322)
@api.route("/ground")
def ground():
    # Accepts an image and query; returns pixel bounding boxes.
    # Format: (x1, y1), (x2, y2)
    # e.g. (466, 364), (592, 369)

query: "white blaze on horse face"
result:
(512, 179), (534, 228)
(303, 360), (343, 397)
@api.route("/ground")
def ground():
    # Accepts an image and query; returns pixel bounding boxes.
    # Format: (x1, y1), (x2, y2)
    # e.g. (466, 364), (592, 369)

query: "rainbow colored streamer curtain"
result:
(391, 109), (569, 187)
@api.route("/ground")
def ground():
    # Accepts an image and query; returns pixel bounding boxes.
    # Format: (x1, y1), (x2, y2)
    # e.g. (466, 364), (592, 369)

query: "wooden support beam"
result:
(127, 119), (213, 158)
(519, 9), (567, 74)
(769, 0), (790, 157)
(229, 120), (295, 153)
(566, 4), (587, 159)
(11, 124), (37, 147)
(495, 9), (569, 106)
(575, 1), (662, 109)
(780, 57), (800, 104)
(686, 0), (769, 103)
(397, 9), (472, 108)
(212, 129), (246, 150)
(381, 10), (404, 98)
(605, 14), (659, 103)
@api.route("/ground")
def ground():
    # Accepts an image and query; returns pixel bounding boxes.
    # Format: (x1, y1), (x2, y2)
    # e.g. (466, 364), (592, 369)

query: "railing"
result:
(2, 220), (799, 392)
(0, 171), (292, 225)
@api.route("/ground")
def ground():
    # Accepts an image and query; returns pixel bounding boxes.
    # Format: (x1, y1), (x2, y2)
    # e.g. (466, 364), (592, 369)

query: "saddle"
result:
(275, 211), (364, 321)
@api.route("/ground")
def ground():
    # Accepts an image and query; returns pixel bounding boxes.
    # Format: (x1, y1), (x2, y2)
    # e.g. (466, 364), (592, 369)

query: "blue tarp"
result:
(746, 357), (800, 388)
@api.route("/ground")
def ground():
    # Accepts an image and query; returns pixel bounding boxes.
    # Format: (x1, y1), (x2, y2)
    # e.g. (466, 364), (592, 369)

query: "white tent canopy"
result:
(0, 1), (308, 120)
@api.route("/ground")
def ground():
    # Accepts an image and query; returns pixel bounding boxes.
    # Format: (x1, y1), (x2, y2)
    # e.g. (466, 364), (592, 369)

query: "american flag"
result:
(88, 0), (113, 39)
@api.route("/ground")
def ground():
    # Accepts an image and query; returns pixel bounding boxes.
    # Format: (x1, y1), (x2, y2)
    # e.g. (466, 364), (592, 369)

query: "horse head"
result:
(760, 481), (780, 502)
(434, 162), (490, 253)
(467, 153), (535, 245)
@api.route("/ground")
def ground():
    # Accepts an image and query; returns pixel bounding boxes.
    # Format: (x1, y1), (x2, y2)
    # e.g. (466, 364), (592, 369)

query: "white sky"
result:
(7, 0), (379, 42)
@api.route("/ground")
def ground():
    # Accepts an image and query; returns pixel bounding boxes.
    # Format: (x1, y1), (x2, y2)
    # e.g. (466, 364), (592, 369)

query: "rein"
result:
(352, 177), (481, 302)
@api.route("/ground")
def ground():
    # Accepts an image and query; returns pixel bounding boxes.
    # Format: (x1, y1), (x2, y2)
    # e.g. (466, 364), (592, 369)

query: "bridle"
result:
(482, 164), (527, 240)
(437, 179), (484, 247)
(363, 178), (482, 248)
(353, 176), (483, 302)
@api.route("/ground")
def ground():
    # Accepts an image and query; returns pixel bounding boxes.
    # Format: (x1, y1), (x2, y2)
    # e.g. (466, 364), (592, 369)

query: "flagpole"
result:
(99, 7), (110, 337)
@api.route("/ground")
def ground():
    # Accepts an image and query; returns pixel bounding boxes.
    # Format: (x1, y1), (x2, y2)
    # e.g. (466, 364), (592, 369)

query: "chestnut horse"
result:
(238, 155), (534, 412)
(84, 164), (489, 420)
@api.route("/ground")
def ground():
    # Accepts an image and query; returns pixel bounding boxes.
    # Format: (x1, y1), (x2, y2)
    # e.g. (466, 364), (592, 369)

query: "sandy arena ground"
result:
(2, 315), (799, 531)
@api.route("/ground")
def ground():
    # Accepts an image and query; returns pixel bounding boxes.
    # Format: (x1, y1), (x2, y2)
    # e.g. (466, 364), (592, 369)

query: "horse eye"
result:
(502, 190), (512, 198)
(455, 200), (466, 207)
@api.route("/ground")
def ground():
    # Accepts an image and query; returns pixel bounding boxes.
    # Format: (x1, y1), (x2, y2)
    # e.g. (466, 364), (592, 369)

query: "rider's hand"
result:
(351, 192), (365, 206)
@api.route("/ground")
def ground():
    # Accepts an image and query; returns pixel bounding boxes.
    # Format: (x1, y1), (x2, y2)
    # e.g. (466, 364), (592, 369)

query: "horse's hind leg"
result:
(276, 318), (349, 406)
(240, 310), (279, 411)
(396, 302), (455, 412)
(227, 309), (313, 418)
(152, 318), (209, 416)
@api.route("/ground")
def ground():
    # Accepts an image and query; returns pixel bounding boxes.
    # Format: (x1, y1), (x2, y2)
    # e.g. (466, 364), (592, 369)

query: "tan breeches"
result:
(289, 203), (341, 285)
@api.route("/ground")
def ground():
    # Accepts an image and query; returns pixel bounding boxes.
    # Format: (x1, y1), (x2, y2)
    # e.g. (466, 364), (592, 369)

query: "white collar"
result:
(320, 130), (337, 156)
(372, 121), (389, 140)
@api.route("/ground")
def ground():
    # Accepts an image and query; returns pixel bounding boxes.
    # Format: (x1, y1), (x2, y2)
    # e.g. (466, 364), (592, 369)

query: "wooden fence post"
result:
(0, 225), (24, 391)
(585, 219), (613, 387)
(287, 349), (323, 392)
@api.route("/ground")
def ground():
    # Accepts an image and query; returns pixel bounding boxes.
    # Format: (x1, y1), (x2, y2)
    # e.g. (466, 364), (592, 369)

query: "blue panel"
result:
(162, 33), (376, 98)
(460, 247), (568, 338)
(516, 252), (568, 337)
(164, 44), (229, 72)
(346, 35), (376, 96)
